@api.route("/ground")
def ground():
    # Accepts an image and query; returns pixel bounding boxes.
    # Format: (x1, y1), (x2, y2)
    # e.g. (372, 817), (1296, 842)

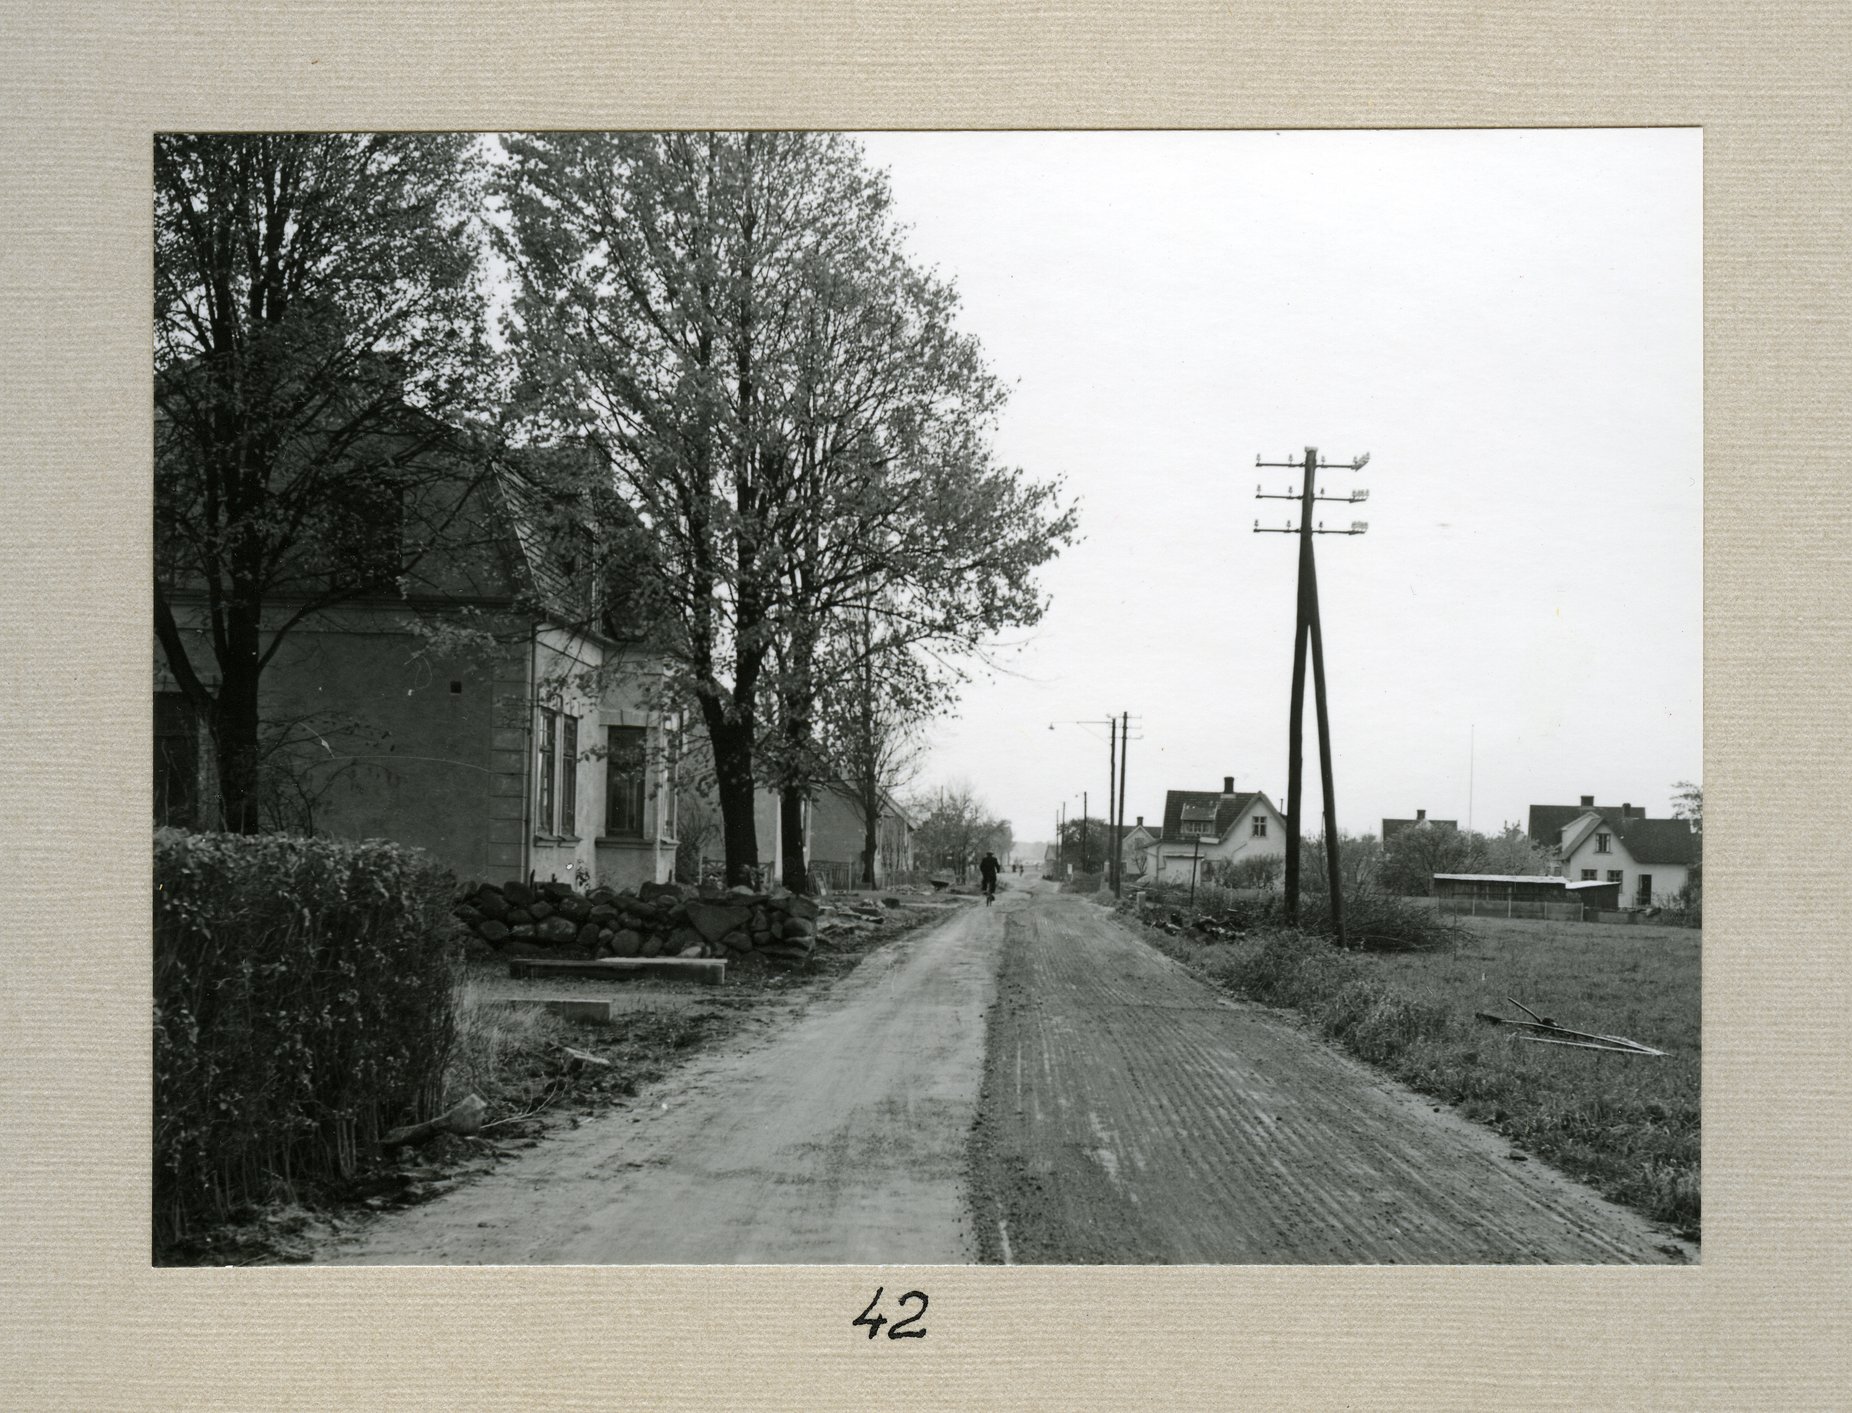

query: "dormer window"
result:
(1595, 832), (1612, 854)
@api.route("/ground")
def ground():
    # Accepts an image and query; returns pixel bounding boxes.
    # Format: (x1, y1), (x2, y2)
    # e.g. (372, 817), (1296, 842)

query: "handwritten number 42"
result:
(854, 1287), (927, 1340)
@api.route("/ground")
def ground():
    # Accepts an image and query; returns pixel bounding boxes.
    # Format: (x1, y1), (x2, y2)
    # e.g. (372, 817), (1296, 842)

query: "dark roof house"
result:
(1160, 777), (1271, 843)
(1382, 808), (1458, 842)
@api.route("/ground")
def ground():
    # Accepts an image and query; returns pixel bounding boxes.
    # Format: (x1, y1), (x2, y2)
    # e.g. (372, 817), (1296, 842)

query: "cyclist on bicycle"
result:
(979, 850), (1001, 905)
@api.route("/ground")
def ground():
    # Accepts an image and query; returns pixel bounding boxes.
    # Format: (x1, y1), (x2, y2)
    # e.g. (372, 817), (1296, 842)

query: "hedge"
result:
(153, 830), (463, 1250)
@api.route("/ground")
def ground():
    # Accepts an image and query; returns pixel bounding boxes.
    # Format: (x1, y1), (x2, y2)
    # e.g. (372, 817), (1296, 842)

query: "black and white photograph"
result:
(151, 127), (1701, 1268)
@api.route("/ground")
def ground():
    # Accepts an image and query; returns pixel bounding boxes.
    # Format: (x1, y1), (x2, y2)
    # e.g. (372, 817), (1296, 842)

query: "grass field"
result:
(1146, 913), (1701, 1240)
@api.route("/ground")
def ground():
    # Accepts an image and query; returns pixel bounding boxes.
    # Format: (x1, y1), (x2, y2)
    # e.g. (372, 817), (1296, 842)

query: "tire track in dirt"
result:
(967, 888), (1691, 1264)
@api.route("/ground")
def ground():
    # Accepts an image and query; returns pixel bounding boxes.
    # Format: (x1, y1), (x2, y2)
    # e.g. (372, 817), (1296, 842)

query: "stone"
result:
(751, 929), (773, 947)
(454, 903), (482, 926)
(685, 901), (753, 946)
(528, 900), (554, 921)
(509, 922), (536, 940)
(677, 943), (704, 958)
(589, 904), (621, 925)
(781, 917), (815, 940)
(666, 926), (702, 955)
(477, 919), (511, 945)
(576, 922), (601, 948)
(473, 890), (510, 923)
(502, 881), (534, 907)
(727, 884), (759, 899)
(538, 916), (579, 944)
(541, 880), (574, 901)
(882, 897), (901, 908)
(639, 880), (684, 903)
(722, 927), (751, 952)
(557, 895), (592, 923)
(613, 929), (643, 958)
(588, 887), (617, 905)
(786, 894), (821, 921)
(640, 931), (665, 957)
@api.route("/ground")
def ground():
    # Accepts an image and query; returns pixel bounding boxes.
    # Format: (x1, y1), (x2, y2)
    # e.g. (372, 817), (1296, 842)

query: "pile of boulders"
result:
(454, 879), (822, 967)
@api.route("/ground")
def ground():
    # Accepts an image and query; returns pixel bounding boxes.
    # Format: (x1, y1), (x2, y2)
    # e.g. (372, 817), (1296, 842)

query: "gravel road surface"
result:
(967, 885), (1691, 1264)
(320, 881), (1688, 1264)
(322, 894), (1002, 1264)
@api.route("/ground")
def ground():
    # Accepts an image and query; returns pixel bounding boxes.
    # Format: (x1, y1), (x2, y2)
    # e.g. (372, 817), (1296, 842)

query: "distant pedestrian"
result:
(979, 850), (1001, 905)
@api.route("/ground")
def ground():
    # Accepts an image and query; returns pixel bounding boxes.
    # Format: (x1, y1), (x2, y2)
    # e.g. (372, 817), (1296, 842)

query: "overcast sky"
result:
(853, 130), (1702, 843)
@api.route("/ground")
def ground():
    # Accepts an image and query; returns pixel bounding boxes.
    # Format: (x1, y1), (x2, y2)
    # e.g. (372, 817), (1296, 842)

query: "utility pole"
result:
(1115, 709), (1130, 898)
(1106, 716), (1117, 894)
(1081, 790), (1090, 873)
(1255, 446), (1373, 946)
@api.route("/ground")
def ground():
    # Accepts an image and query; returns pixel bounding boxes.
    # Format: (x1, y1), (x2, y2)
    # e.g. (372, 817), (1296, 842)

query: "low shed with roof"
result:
(1433, 874), (1621, 920)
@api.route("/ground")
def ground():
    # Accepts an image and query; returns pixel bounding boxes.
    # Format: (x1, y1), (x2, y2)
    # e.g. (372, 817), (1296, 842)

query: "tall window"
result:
(1595, 832), (1611, 854)
(1251, 816), (1267, 838)
(154, 690), (200, 828)
(606, 725), (647, 836)
(561, 715), (578, 837)
(537, 708), (557, 834)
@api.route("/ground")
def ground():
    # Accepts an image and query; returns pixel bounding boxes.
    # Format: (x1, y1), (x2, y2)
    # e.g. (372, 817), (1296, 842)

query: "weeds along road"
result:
(970, 883), (1690, 1264)
(324, 880), (1687, 1265)
(323, 891), (1005, 1264)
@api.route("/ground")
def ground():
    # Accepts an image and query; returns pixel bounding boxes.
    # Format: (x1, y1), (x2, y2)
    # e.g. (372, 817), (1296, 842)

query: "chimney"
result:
(1136, 815), (1144, 827)
(1223, 775), (1235, 794)
(1580, 794), (1595, 808)
(1416, 808), (1427, 821)
(1622, 802), (1632, 817)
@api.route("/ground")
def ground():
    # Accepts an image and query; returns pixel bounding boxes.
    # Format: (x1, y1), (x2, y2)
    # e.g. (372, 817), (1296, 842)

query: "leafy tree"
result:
(1477, 821), (1547, 875)
(1301, 831), (1384, 896)
(154, 133), (496, 832)
(1057, 815), (1114, 874)
(1671, 780), (1703, 859)
(909, 785), (1010, 880)
(812, 611), (933, 886)
(1377, 820), (1476, 895)
(495, 131), (1076, 887)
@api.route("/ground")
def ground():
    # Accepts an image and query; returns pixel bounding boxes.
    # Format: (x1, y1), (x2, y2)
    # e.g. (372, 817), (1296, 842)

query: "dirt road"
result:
(968, 885), (1690, 1264)
(323, 882), (1688, 1265)
(322, 896), (1002, 1264)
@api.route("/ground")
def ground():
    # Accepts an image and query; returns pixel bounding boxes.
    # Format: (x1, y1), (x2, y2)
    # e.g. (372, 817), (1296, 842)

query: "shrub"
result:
(154, 830), (463, 1251)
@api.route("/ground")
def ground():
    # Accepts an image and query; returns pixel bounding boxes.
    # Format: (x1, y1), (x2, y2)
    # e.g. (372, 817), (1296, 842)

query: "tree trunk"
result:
(859, 779), (880, 888)
(703, 707), (759, 887)
(779, 785), (809, 894)
(213, 611), (265, 833)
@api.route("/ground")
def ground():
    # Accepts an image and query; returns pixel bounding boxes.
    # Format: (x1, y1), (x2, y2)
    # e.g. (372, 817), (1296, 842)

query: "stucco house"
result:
(1528, 795), (1697, 907)
(1116, 816), (1161, 881)
(155, 453), (678, 892)
(1149, 777), (1289, 886)
(806, 784), (915, 888)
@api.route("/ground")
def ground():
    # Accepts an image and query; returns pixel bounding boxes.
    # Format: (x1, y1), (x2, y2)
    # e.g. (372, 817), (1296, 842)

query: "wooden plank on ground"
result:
(507, 956), (726, 986)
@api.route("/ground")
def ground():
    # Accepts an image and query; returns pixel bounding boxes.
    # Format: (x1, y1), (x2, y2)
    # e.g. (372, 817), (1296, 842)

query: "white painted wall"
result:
(1560, 827), (1690, 907)
(1150, 796), (1288, 885)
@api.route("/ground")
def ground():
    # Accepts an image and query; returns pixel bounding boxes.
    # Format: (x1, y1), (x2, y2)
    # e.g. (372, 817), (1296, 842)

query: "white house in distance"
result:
(1149, 777), (1288, 887)
(1117, 816), (1162, 881)
(1529, 795), (1698, 908)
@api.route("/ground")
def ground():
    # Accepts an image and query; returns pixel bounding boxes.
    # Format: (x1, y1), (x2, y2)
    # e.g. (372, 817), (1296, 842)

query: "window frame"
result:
(560, 714), (578, 838)
(1251, 815), (1268, 838)
(537, 707), (558, 835)
(604, 724), (648, 837)
(1595, 832), (1612, 854)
